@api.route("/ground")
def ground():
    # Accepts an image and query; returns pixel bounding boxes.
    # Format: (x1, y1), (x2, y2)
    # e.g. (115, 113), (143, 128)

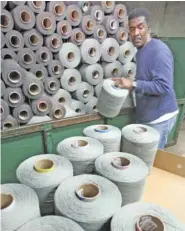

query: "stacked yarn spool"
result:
(1, 1), (137, 130)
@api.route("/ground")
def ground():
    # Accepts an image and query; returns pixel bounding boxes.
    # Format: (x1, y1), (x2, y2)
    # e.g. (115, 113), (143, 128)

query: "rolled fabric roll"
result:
(101, 1), (115, 14)
(0, 9), (14, 32)
(35, 47), (53, 66)
(79, 63), (103, 86)
(52, 89), (72, 106)
(81, 39), (101, 64)
(118, 41), (136, 64)
(17, 216), (85, 231)
(45, 33), (63, 53)
(1, 32), (5, 48)
(97, 79), (129, 118)
(44, 77), (60, 95)
(26, 1), (46, 13)
(46, 1), (66, 21)
(93, 25), (107, 43)
(121, 124), (160, 172)
(36, 12), (56, 35)
(102, 61), (123, 79)
(1, 49), (17, 61)
(95, 152), (148, 205)
(103, 16), (118, 35)
(113, 4), (127, 23)
(27, 116), (52, 125)
(31, 94), (52, 116)
(70, 99), (86, 115)
(1, 1), (7, 8)
(24, 29), (43, 51)
(81, 15), (96, 35)
(16, 154), (73, 215)
(55, 174), (122, 231)
(30, 64), (48, 83)
(111, 202), (185, 231)
(101, 38), (119, 62)
(11, 5), (35, 30)
(1, 183), (40, 231)
(13, 103), (33, 124)
(49, 98), (66, 120)
(56, 20), (72, 39)
(8, 1), (26, 9)
(3, 87), (25, 108)
(17, 48), (36, 69)
(83, 124), (121, 153)
(77, 1), (91, 15)
(85, 96), (98, 114)
(57, 136), (104, 175)
(112, 27), (128, 45)
(5, 30), (24, 52)
(1, 80), (5, 98)
(66, 5), (82, 27)
(94, 81), (103, 98)
(1, 115), (18, 129)
(90, 5), (104, 24)
(59, 43), (81, 68)
(72, 81), (94, 103)
(122, 62), (137, 80)
(69, 28), (85, 46)
(0, 99), (10, 121)
(47, 60), (64, 79)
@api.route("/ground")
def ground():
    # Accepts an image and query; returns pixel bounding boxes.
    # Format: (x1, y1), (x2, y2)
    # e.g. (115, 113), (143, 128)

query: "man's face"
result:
(128, 16), (150, 48)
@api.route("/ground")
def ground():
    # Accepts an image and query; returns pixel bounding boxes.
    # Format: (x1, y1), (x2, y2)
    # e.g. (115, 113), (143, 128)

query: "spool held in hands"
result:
(75, 183), (100, 202)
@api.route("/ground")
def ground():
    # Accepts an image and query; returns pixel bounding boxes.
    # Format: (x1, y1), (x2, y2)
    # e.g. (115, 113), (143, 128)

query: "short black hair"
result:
(128, 8), (152, 25)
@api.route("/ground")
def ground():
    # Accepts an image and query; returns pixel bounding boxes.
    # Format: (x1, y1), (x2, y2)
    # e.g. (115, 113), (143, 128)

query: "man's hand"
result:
(112, 77), (133, 91)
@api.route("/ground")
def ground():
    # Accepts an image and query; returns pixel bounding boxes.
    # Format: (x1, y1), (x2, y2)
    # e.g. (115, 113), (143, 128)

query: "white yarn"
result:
(52, 89), (72, 106)
(121, 124), (160, 172)
(101, 38), (119, 62)
(17, 215), (85, 231)
(95, 152), (148, 205)
(96, 79), (129, 118)
(122, 62), (136, 80)
(102, 61), (123, 79)
(83, 124), (121, 153)
(111, 202), (185, 231)
(54, 174), (122, 231)
(118, 41), (136, 64)
(94, 80), (104, 98)
(85, 96), (98, 114)
(61, 69), (82, 92)
(16, 154), (73, 215)
(70, 99), (86, 116)
(1, 183), (40, 231)
(72, 81), (94, 103)
(57, 136), (104, 175)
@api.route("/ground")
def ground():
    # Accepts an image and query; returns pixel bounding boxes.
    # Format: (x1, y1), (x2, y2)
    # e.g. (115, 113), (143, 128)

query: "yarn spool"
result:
(24, 29), (44, 51)
(46, 1), (66, 21)
(70, 28), (85, 46)
(85, 97), (98, 114)
(102, 61), (123, 79)
(101, 38), (119, 62)
(90, 5), (104, 24)
(35, 12), (56, 35)
(56, 20), (72, 39)
(52, 89), (72, 106)
(0, 9), (14, 33)
(1, 115), (18, 130)
(122, 62), (137, 80)
(13, 104), (33, 124)
(101, 1), (115, 14)
(103, 16), (118, 35)
(45, 34), (62, 53)
(94, 81), (104, 98)
(118, 41), (136, 64)
(93, 25), (107, 43)
(70, 100), (86, 116)
(72, 81), (94, 103)
(81, 15), (96, 35)
(66, 5), (82, 27)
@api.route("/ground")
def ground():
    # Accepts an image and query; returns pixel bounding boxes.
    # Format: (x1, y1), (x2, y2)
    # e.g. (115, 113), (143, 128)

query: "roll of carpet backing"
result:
(101, 38), (119, 62)
(17, 216), (85, 231)
(122, 62), (137, 80)
(44, 77), (60, 95)
(59, 43), (81, 68)
(35, 47), (53, 67)
(17, 48), (36, 69)
(57, 136), (104, 175)
(13, 103), (33, 124)
(70, 99), (86, 115)
(46, 1), (66, 21)
(8, 1), (26, 9)
(52, 89), (72, 106)
(1, 115), (18, 129)
(1, 183), (40, 231)
(0, 9), (14, 32)
(80, 63), (103, 86)
(81, 15), (96, 35)
(113, 4), (127, 23)
(49, 98), (66, 120)
(47, 60), (64, 79)
(45, 33), (62, 53)
(16, 154), (73, 215)
(5, 30), (24, 51)
(27, 116), (52, 125)
(77, 1), (91, 15)
(54, 174), (122, 231)
(118, 41), (136, 64)
(1, 32), (5, 48)
(11, 5), (35, 30)
(112, 27), (128, 45)
(72, 81), (94, 103)
(36, 12), (56, 35)
(26, 1), (46, 14)
(95, 152), (148, 205)
(69, 28), (85, 46)
(3, 87), (25, 108)
(103, 16), (118, 35)
(93, 25), (107, 43)
(97, 79), (129, 118)
(121, 124), (160, 172)
(85, 96), (98, 114)
(31, 94), (52, 116)
(1, 80), (5, 98)
(1, 49), (17, 61)
(101, 1), (115, 14)
(0, 99), (10, 121)
(30, 64), (48, 83)
(56, 20), (72, 39)
(81, 39), (101, 64)
(66, 5), (82, 27)
(102, 61), (123, 79)
(83, 124), (122, 153)
(94, 81), (103, 98)
(90, 5), (104, 24)
(24, 29), (43, 51)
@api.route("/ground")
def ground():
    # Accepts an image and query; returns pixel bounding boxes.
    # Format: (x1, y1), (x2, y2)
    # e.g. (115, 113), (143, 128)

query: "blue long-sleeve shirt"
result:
(135, 38), (178, 123)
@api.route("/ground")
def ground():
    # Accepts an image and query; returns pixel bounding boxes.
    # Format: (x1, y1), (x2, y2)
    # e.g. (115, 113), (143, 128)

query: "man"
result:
(113, 8), (178, 149)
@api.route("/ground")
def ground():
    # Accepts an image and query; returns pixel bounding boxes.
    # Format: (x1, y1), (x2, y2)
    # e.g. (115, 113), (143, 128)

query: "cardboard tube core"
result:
(58, 97), (65, 103)
(83, 90), (89, 98)
(9, 92), (21, 104)
(36, 70), (44, 80)
(112, 157), (130, 170)
(34, 159), (55, 173)
(104, 1), (113, 8)
(120, 31), (127, 41)
(29, 34), (40, 46)
(49, 81), (57, 91)
(42, 17), (52, 30)
(32, 1), (42, 9)
(75, 32), (83, 42)
(71, 10), (79, 21)
(1, 14), (9, 28)
(75, 108), (81, 113)
(54, 108), (63, 119)
(110, 20), (117, 30)
(0, 107), (4, 115)
(108, 46), (115, 56)
(67, 52), (75, 62)
(72, 140), (88, 147)
(8, 71), (21, 83)
(4, 54), (13, 60)
(124, 50), (131, 58)
(19, 110), (29, 120)
(23, 54), (33, 64)
(68, 76), (76, 86)
(82, 2), (90, 13)
(95, 125), (109, 133)
(92, 71), (99, 79)
(53, 65), (61, 75)
(10, 36), (21, 48)
(86, 20), (94, 30)
(89, 47), (96, 57)
(3, 122), (13, 129)
(20, 11), (31, 24)
(76, 183), (100, 201)
(54, 4), (64, 16)
(1, 194), (14, 210)
(61, 24), (68, 35)
(93, 105), (97, 110)
(95, 10), (103, 21)
(128, 69), (133, 77)
(134, 126), (147, 134)
(118, 8), (125, 19)
(97, 29), (104, 38)
(40, 52), (50, 62)
(136, 215), (165, 231)
(51, 37), (60, 49)
(38, 101), (48, 112)
(29, 84), (41, 96)
(112, 68), (119, 76)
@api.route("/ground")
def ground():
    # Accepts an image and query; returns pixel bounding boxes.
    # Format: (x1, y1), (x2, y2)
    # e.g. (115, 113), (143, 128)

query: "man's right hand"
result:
(112, 77), (133, 91)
